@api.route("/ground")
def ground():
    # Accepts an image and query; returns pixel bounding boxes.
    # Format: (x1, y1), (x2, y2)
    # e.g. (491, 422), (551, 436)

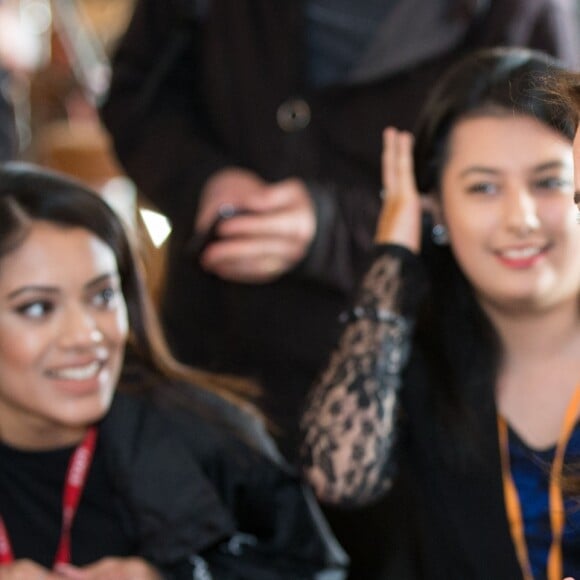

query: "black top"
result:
(0, 384), (347, 580)
(301, 245), (525, 578)
(0, 437), (134, 567)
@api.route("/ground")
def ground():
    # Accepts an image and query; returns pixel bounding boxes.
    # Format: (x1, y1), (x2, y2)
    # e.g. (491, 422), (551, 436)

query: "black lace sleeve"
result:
(301, 246), (424, 506)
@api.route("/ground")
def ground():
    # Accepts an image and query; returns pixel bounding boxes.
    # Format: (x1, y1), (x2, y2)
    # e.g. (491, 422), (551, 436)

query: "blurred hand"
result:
(0, 560), (60, 579)
(375, 127), (424, 253)
(195, 168), (316, 283)
(55, 558), (162, 580)
(195, 167), (267, 232)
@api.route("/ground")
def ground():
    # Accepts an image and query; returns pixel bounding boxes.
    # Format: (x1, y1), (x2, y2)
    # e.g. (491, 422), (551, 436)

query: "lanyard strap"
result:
(498, 386), (580, 580)
(0, 426), (98, 567)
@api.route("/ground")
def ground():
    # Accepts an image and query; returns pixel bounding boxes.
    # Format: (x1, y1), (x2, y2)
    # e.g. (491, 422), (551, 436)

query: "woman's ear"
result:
(423, 193), (449, 246)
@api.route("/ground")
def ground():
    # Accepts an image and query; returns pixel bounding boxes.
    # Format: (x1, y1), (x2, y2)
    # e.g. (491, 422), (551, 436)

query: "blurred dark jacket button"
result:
(276, 98), (311, 132)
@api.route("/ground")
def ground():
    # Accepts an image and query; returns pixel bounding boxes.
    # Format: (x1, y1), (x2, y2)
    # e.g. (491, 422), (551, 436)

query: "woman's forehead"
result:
(0, 223), (118, 289)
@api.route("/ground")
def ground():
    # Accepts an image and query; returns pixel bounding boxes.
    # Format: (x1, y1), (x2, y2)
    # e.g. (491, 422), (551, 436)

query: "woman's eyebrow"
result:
(530, 160), (572, 173)
(6, 285), (59, 300)
(84, 272), (118, 291)
(458, 166), (500, 178)
(5, 273), (118, 300)
(459, 160), (571, 178)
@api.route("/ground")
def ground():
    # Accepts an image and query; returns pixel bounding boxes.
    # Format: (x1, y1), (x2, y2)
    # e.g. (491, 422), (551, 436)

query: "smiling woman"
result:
(0, 222), (128, 450)
(301, 47), (580, 580)
(0, 163), (347, 580)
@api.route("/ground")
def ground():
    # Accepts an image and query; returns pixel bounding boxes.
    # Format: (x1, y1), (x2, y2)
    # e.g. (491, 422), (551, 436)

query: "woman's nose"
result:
(59, 305), (104, 348)
(503, 186), (540, 236)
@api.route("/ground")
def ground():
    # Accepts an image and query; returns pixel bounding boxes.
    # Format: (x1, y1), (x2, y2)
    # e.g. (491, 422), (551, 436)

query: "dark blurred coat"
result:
(102, 378), (347, 579)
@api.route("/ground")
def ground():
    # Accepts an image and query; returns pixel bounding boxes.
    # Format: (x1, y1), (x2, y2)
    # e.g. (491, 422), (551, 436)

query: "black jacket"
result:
(100, 379), (347, 579)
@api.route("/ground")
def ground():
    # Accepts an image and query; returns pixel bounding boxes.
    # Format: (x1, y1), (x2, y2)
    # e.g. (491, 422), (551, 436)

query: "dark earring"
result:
(431, 224), (449, 246)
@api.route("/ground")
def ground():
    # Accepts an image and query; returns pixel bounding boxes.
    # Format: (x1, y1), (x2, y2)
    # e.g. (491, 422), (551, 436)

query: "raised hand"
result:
(375, 127), (423, 253)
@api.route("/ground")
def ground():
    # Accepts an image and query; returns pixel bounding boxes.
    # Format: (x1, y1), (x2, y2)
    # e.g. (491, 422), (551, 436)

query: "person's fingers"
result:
(376, 127), (422, 250)
(201, 235), (298, 265)
(216, 207), (314, 243)
(200, 236), (297, 282)
(54, 564), (86, 579)
(0, 560), (55, 580)
(395, 130), (416, 195)
(382, 127), (417, 199)
(382, 127), (397, 198)
(56, 558), (161, 580)
(195, 168), (266, 230)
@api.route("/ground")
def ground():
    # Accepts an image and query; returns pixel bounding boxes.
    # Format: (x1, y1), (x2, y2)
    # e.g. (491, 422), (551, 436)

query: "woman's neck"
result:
(482, 295), (580, 362)
(0, 411), (88, 451)
(483, 298), (580, 448)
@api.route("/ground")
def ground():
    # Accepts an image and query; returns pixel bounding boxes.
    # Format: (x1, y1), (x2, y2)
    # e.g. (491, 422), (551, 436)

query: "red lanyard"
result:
(498, 386), (580, 580)
(0, 426), (98, 567)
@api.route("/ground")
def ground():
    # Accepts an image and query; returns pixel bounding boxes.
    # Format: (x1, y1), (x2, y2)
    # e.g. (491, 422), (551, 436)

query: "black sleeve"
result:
(157, 398), (349, 578)
(300, 245), (427, 506)
(290, 180), (381, 292)
(101, 394), (237, 562)
(100, 0), (230, 223)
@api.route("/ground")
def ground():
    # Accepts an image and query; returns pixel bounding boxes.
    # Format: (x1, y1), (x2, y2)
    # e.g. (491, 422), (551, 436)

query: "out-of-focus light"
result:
(139, 208), (172, 248)
(101, 175), (137, 231)
(21, 0), (52, 34)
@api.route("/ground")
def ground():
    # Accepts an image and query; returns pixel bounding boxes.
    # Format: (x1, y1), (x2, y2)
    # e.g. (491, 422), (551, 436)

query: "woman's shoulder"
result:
(154, 381), (287, 468)
(110, 366), (288, 471)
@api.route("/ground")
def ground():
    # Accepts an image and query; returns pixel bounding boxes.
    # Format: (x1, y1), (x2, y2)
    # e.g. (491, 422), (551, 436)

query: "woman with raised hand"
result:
(0, 163), (346, 580)
(302, 47), (580, 579)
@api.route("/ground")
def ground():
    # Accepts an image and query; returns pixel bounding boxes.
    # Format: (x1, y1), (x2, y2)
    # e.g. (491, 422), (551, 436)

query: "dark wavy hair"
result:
(414, 47), (574, 194)
(409, 48), (575, 469)
(0, 162), (255, 412)
(554, 71), (580, 129)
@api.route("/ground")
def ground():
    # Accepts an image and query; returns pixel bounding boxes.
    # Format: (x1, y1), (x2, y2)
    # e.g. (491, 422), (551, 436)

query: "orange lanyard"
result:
(498, 387), (580, 580)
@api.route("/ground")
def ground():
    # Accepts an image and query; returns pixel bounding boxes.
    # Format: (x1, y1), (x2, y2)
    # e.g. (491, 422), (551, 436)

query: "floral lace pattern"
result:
(301, 253), (411, 506)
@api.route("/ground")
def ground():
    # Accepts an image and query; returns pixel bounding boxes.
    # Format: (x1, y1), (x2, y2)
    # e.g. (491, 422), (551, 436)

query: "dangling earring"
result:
(431, 223), (449, 246)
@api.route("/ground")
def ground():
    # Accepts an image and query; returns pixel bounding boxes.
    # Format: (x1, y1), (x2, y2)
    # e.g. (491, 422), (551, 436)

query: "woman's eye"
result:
(92, 286), (118, 308)
(467, 182), (498, 195)
(534, 177), (573, 192)
(16, 301), (53, 319)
